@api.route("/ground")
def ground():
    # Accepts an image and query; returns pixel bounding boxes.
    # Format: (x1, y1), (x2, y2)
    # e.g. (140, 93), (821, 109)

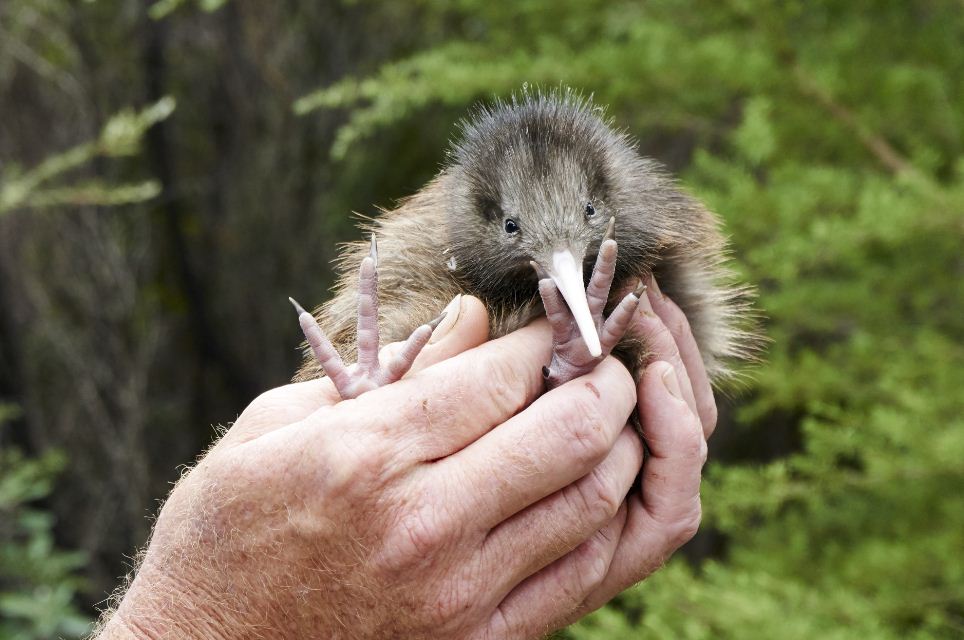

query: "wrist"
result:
(96, 562), (236, 640)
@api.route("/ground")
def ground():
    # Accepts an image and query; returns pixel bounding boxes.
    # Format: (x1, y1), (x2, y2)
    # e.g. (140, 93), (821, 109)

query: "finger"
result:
(221, 378), (342, 446)
(306, 318), (556, 459)
(647, 275), (717, 437)
(631, 287), (699, 420)
(637, 361), (705, 532)
(437, 357), (637, 531)
(482, 427), (642, 595)
(378, 295), (491, 384)
(574, 361), (705, 613)
(390, 295), (490, 376)
(478, 504), (628, 640)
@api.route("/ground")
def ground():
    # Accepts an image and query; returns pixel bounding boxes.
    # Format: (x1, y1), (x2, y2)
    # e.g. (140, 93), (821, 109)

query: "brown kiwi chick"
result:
(292, 90), (758, 396)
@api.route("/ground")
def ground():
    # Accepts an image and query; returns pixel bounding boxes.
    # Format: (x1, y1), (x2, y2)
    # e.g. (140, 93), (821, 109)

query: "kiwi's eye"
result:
(504, 218), (520, 234)
(585, 202), (596, 218)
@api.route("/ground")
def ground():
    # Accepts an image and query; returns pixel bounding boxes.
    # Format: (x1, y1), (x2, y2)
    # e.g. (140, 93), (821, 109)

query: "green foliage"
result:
(0, 406), (90, 639)
(148, 0), (228, 20)
(0, 17), (171, 626)
(302, 1), (964, 636)
(2, 0), (960, 634)
(0, 97), (175, 215)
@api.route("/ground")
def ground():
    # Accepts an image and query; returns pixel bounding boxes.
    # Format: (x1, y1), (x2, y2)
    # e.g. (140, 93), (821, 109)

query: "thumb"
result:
(378, 294), (490, 376)
(637, 360), (706, 524)
(637, 360), (705, 456)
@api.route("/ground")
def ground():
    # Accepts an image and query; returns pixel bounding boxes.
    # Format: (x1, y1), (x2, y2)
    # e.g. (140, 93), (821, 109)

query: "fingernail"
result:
(648, 273), (663, 300)
(429, 294), (463, 343)
(636, 283), (656, 318)
(660, 363), (683, 400)
(632, 279), (647, 298)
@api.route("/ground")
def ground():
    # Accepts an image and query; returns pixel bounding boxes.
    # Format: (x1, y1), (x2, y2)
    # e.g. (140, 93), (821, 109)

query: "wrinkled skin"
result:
(98, 282), (714, 640)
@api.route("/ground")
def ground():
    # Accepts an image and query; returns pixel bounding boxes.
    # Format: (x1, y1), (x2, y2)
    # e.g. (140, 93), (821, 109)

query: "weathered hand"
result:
(521, 274), (714, 632)
(97, 288), (711, 640)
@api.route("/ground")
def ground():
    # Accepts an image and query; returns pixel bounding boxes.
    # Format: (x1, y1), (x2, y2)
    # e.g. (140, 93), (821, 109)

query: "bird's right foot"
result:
(290, 235), (444, 400)
(535, 221), (644, 389)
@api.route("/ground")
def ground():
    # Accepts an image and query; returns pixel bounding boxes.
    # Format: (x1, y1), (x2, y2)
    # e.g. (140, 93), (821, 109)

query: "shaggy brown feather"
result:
(295, 90), (760, 385)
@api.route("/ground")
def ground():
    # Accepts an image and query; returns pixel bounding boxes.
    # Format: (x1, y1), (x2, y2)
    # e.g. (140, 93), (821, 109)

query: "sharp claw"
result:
(291, 297), (356, 394)
(426, 311), (447, 330)
(369, 233), (378, 266)
(632, 280), (647, 298)
(604, 216), (615, 242)
(530, 260), (550, 281)
(288, 296), (308, 316)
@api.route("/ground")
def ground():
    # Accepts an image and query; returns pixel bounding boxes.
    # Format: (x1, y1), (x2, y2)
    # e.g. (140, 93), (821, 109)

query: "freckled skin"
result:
(295, 91), (759, 386)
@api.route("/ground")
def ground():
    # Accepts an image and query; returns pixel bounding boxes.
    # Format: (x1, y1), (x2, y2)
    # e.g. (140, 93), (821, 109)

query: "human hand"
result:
(530, 274), (715, 630)
(98, 285), (711, 639)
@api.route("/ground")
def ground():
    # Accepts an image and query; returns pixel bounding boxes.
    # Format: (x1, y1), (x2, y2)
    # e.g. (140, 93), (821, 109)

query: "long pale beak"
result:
(549, 249), (602, 357)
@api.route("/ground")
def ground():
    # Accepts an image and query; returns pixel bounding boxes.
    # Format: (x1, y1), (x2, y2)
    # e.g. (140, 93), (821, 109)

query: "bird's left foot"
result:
(536, 227), (644, 389)
(290, 235), (444, 399)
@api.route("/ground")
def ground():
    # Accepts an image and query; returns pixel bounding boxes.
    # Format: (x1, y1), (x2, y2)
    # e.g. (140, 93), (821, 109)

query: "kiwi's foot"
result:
(536, 227), (644, 389)
(290, 235), (444, 399)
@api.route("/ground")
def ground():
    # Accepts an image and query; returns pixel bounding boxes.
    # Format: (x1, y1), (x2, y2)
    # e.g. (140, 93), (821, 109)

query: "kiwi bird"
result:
(291, 90), (757, 397)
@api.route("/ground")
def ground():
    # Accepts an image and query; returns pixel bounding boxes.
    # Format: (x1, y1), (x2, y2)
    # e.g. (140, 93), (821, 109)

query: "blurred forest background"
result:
(0, 0), (961, 637)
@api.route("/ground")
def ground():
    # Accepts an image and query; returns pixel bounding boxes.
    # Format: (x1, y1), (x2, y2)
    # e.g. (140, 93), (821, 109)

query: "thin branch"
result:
(791, 65), (917, 177)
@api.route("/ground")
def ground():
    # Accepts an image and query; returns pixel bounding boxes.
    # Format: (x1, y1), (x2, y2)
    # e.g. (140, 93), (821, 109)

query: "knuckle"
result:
(560, 394), (611, 467)
(699, 397), (718, 434)
(473, 353), (530, 417)
(399, 507), (448, 558)
(667, 308), (693, 343)
(477, 607), (513, 640)
(669, 500), (702, 547)
(379, 497), (453, 572)
(246, 386), (284, 412)
(675, 414), (707, 461)
(602, 358), (637, 406)
(431, 580), (476, 627)
(318, 428), (388, 494)
(556, 541), (608, 608)
(577, 540), (612, 593)
(575, 466), (623, 526)
(233, 386), (297, 432)
(647, 322), (681, 360)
